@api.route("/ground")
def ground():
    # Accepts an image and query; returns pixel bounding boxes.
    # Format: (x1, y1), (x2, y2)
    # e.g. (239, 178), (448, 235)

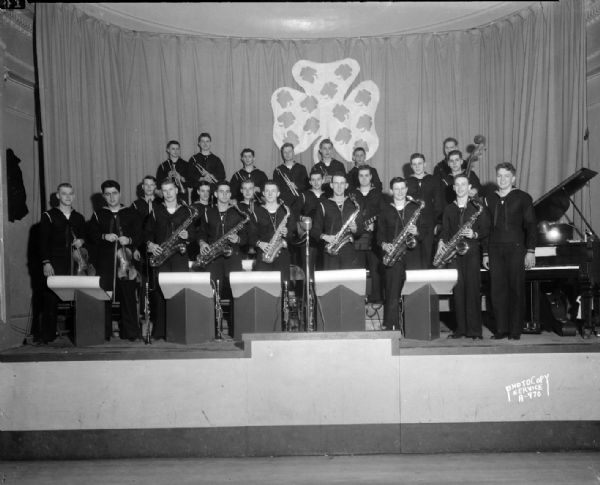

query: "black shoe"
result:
(491, 333), (508, 340)
(508, 335), (521, 340)
(471, 336), (483, 340)
(447, 333), (464, 339)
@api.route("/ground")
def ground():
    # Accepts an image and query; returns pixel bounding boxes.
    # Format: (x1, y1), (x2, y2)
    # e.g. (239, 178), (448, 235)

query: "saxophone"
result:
(325, 197), (361, 255)
(193, 207), (250, 268)
(262, 204), (291, 263)
(382, 197), (425, 267)
(433, 199), (484, 267)
(149, 205), (200, 267)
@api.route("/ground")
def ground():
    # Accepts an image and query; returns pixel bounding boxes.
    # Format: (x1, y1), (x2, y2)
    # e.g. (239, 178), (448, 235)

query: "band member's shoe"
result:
(491, 333), (508, 340)
(508, 335), (521, 340)
(447, 333), (464, 339)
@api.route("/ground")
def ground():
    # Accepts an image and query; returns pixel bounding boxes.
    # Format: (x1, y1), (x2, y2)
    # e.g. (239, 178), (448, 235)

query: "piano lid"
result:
(533, 168), (597, 222)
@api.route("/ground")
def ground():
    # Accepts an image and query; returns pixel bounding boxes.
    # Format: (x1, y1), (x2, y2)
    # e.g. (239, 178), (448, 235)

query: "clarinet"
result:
(282, 281), (290, 331)
(213, 279), (224, 339)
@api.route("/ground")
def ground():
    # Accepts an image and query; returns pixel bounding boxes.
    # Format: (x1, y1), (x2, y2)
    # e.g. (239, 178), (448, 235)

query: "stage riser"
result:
(1, 336), (599, 458)
(2, 422), (599, 459)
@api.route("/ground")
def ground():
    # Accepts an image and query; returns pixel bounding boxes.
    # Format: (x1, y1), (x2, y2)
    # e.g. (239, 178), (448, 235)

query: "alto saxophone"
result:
(262, 204), (291, 263)
(149, 205), (200, 267)
(382, 196), (425, 267)
(325, 198), (361, 255)
(433, 199), (484, 267)
(194, 207), (250, 268)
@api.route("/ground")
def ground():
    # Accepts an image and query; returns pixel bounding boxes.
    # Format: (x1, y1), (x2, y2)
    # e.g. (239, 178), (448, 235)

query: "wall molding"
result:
(0, 10), (33, 38)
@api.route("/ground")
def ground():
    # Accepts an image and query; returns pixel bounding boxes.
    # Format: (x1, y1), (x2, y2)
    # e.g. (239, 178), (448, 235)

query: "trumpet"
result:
(192, 157), (218, 184)
(167, 160), (186, 194)
(276, 168), (299, 197)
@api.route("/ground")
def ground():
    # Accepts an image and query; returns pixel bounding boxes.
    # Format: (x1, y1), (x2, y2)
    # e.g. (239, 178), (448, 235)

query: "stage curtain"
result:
(36, 1), (586, 216)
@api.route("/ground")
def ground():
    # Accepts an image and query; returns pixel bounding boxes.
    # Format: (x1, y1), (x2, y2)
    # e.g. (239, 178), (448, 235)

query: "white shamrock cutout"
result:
(271, 58), (380, 162)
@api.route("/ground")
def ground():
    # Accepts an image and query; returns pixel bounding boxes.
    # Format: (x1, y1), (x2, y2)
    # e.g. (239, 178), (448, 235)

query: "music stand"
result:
(314, 269), (366, 332)
(158, 272), (214, 344)
(47, 276), (110, 346)
(402, 269), (457, 340)
(230, 271), (282, 338)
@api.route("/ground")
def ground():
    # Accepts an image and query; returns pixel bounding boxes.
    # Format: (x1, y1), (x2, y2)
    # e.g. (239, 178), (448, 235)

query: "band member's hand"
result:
(178, 230), (188, 240)
(482, 255), (490, 270)
(72, 238), (84, 249)
(349, 222), (357, 233)
(227, 234), (240, 244)
(199, 175), (212, 183)
(154, 189), (164, 198)
(117, 236), (130, 246)
(322, 234), (335, 244)
(257, 241), (269, 252)
(407, 224), (418, 235)
(104, 233), (118, 243)
(199, 242), (210, 255)
(43, 262), (55, 277)
(366, 223), (374, 232)
(230, 199), (239, 207)
(133, 249), (141, 261)
(290, 181), (298, 190)
(281, 227), (288, 237)
(469, 188), (479, 197)
(382, 242), (393, 253)
(323, 176), (332, 185)
(148, 242), (162, 256)
(433, 224), (442, 236)
(437, 240), (446, 252)
(460, 228), (474, 239)
(524, 252), (536, 270)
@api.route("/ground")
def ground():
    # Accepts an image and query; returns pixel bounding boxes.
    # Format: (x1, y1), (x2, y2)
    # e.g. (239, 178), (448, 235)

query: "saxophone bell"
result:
(456, 240), (469, 256)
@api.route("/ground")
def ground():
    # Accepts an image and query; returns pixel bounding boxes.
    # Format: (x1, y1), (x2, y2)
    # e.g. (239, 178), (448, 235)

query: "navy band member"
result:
(406, 153), (444, 269)
(483, 163), (537, 340)
(145, 179), (197, 340)
(230, 148), (268, 203)
(252, 180), (296, 282)
(311, 172), (363, 270)
(377, 177), (424, 331)
(312, 138), (346, 197)
(188, 132), (226, 194)
(350, 165), (384, 304)
(40, 183), (88, 344)
(440, 149), (482, 206)
(90, 180), (142, 341)
(347, 146), (383, 192)
(273, 142), (309, 209)
(438, 174), (490, 339)
(156, 140), (192, 203)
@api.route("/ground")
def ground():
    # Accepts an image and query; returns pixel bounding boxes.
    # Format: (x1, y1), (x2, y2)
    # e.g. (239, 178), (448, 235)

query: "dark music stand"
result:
(47, 276), (110, 346)
(314, 269), (366, 332)
(402, 269), (457, 340)
(230, 271), (282, 338)
(159, 272), (214, 344)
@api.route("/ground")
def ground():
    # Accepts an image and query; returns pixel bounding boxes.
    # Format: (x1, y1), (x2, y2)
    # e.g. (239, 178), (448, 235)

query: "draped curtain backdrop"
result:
(36, 1), (587, 219)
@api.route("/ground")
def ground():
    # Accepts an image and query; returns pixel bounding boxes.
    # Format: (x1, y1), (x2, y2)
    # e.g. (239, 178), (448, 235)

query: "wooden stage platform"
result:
(1, 328), (599, 460)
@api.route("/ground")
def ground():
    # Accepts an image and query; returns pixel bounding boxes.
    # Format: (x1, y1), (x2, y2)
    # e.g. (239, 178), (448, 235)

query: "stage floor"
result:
(2, 325), (599, 362)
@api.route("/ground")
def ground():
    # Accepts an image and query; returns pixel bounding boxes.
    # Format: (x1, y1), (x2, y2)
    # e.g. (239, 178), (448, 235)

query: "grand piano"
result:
(523, 168), (599, 337)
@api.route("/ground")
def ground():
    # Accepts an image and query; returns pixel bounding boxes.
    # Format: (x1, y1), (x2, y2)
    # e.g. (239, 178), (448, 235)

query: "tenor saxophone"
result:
(262, 204), (291, 263)
(382, 197), (425, 266)
(325, 198), (361, 255)
(193, 207), (250, 268)
(433, 199), (484, 267)
(149, 205), (200, 267)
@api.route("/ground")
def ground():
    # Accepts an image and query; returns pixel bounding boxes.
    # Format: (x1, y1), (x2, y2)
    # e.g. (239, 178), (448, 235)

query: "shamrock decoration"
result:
(271, 58), (380, 162)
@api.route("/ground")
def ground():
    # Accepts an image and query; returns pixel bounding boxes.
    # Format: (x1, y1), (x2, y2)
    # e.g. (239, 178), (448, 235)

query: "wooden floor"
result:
(2, 453), (600, 484)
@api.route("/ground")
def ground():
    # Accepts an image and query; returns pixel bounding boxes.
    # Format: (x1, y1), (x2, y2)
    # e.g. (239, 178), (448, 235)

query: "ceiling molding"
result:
(72, 2), (540, 40)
